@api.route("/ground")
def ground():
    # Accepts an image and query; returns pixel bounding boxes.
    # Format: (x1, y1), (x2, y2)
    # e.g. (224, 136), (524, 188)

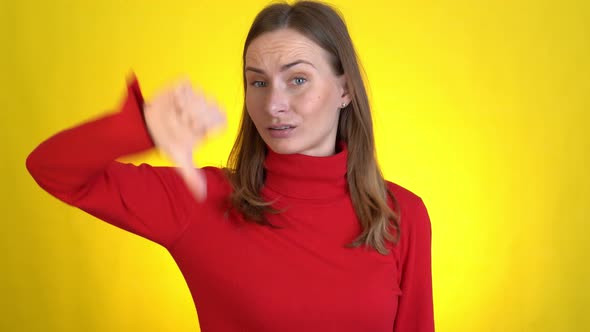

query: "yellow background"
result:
(2, 0), (588, 331)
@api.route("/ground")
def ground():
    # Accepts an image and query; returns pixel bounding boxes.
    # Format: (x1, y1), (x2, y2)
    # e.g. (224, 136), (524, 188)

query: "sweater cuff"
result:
(117, 72), (156, 151)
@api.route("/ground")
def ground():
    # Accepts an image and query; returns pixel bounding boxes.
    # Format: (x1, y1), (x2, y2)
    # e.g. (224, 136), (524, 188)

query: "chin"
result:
(265, 141), (304, 155)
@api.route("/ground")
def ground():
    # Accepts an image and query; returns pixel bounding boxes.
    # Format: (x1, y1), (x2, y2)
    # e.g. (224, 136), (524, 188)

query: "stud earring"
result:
(341, 103), (347, 108)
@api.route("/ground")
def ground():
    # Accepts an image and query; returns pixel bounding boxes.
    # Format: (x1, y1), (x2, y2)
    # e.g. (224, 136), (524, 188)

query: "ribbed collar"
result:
(262, 144), (348, 200)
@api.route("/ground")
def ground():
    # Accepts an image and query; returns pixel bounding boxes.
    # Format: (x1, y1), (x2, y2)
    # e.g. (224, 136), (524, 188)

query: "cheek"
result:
(296, 87), (338, 119)
(245, 92), (262, 119)
(245, 91), (254, 110)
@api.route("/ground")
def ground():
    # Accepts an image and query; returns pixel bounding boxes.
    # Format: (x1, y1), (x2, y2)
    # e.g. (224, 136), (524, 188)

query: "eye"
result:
(251, 81), (267, 88)
(292, 77), (307, 85)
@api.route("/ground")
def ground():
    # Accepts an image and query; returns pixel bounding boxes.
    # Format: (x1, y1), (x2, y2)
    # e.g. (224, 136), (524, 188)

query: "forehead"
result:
(245, 28), (329, 68)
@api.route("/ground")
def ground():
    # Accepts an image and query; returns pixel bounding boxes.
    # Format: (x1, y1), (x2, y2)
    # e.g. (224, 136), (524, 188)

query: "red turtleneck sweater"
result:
(26, 75), (434, 332)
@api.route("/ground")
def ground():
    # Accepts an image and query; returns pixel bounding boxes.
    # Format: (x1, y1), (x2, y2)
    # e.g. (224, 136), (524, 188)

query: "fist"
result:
(143, 79), (226, 201)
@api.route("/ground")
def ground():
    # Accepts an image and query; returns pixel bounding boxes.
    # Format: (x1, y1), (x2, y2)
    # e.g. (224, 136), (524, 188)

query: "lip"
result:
(267, 125), (296, 138)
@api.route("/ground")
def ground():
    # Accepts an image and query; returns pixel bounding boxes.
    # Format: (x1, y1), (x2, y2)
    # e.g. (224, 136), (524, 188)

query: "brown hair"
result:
(225, 0), (400, 254)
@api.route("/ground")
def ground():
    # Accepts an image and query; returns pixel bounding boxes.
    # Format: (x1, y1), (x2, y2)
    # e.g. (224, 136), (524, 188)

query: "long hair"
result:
(225, 0), (400, 254)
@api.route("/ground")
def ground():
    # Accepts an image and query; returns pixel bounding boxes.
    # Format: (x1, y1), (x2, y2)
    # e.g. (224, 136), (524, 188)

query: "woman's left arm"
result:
(393, 195), (435, 332)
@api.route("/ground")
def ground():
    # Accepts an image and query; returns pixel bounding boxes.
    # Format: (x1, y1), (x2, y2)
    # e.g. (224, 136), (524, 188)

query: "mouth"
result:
(267, 124), (296, 138)
(269, 125), (296, 130)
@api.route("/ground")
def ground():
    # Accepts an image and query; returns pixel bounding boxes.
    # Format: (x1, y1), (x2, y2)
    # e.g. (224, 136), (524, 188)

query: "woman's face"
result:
(244, 28), (350, 157)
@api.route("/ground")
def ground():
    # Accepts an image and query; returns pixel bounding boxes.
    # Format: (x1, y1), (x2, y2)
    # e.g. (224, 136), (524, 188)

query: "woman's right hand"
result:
(143, 79), (226, 202)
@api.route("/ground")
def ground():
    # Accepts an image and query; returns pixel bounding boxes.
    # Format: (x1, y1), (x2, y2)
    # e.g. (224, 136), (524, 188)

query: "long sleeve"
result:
(393, 195), (435, 332)
(26, 74), (198, 248)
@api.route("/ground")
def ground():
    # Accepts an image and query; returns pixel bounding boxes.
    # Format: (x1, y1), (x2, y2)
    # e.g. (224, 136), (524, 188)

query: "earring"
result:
(341, 103), (347, 108)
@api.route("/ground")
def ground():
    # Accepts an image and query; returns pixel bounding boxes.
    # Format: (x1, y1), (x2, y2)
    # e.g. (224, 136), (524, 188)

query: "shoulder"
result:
(385, 180), (430, 236)
(131, 164), (231, 200)
(385, 180), (427, 213)
(201, 166), (228, 183)
(201, 166), (233, 197)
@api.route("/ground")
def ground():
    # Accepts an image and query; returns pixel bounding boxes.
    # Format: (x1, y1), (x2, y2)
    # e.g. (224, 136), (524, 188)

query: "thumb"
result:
(173, 151), (207, 202)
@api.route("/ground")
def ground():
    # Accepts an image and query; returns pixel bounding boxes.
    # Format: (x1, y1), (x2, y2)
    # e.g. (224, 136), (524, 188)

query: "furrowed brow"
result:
(245, 60), (315, 75)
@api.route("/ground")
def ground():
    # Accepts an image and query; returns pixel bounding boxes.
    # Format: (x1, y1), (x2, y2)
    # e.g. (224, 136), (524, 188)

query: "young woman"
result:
(27, 1), (434, 331)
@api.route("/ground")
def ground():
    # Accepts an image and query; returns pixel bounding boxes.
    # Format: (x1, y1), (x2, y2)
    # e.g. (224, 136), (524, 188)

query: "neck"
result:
(262, 144), (348, 200)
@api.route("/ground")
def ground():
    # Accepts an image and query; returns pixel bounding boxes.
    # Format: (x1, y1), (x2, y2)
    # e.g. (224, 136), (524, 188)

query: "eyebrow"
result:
(245, 60), (316, 74)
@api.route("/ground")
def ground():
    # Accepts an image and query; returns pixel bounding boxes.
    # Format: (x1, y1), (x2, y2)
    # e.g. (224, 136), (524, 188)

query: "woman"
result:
(26, 1), (434, 331)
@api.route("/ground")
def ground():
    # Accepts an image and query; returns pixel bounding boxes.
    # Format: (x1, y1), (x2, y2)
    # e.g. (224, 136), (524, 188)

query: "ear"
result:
(337, 74), (352, 106)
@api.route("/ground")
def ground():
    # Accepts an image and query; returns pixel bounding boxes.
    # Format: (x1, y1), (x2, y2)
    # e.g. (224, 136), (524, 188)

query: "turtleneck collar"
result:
(262, 143), (348, 200)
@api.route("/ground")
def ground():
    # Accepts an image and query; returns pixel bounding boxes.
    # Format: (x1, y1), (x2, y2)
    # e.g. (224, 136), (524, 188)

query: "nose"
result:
(266, 84), (288, 116)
